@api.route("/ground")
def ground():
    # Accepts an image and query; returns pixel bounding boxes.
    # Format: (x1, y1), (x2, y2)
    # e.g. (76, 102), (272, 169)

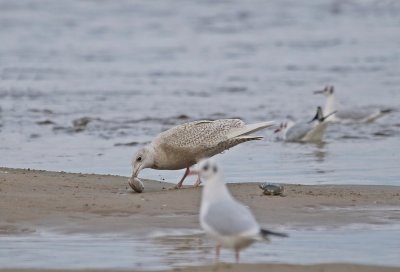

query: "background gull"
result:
(274, 106), (334, 143)
(314, 86), (392, 123)
(130, 119), (275, 191)
(197, 159), (287, 263)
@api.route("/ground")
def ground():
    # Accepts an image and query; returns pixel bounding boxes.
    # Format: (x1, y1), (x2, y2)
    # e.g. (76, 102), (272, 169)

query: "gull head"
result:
(131, 145), (154, 178)
(196, 159), (222, 181)
(314, 85), (334, 96)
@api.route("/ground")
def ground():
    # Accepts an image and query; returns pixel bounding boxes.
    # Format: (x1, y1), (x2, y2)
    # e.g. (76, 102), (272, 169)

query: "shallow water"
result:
(0, 0), (400, 185)
(1, 224), (400, 269)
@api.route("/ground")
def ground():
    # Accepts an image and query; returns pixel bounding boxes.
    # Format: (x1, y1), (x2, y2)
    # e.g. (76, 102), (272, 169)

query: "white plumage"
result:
(314, 86), (392, 123)
(198, 159), (287, 263)
(275, 107), (331, 143)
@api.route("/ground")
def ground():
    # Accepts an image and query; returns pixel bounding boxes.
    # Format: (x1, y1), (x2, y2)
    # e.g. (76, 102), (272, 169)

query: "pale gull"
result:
(197, 159), (287, 263)
(130, 119), (275, 192)
(314, 85), (392, 123)
(275, 106), (334, 143)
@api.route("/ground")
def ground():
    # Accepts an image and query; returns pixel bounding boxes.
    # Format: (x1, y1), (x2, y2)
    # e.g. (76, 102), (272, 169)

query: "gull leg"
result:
(193, 174), (202, 187)
(235, 249), (240, 263)
(215, 244), (221, 262)
(175, 167), (190, 189)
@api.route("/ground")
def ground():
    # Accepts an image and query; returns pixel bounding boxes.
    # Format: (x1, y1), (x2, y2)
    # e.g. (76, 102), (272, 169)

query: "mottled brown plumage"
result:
(130, 119), (274, 190)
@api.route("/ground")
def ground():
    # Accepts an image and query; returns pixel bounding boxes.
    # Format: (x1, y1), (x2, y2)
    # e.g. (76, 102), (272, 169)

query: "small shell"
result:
(129, 177), (144, 193)
(259, 183), (284, 196)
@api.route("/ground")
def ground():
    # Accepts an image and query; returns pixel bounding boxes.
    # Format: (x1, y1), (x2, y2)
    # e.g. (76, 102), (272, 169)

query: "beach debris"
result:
(176, 114), (189, 120)
(72, 117), (92, 131)
(131, 119), (275, 190)
(114, 141), (140, 147)
(259, 183), (285, 196)
(29, 108), (53, 114)
(36, 120), (55, 125)
(129, 177), (144, 193)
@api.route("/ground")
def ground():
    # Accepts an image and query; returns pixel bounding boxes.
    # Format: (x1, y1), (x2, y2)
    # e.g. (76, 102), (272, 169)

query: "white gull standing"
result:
(275, 106), (335, 143)
(129, 119), (275, 192)
(197, 159), (287, 263)
(314, 85), (392, 123)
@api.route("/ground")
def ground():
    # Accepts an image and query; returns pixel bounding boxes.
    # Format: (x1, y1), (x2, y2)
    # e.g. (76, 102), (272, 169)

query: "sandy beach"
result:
(1, 167), (399, 272)
(1, 1), (400, 271)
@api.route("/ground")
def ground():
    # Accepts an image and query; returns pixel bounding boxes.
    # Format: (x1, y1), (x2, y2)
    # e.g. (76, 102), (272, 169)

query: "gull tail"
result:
(220, 136), (264, 150)
(309, 106), (336, 123)
(227, 121), (275, 139)
(260, 228), (288, 239)
(365, 108), (393, 122)
(380, 108), (393, 114)
(234, 135), (263, 142)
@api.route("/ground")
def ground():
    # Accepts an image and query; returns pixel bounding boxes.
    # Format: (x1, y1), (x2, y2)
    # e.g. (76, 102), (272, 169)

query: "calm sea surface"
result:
(0, 0), (399, 185)
(1, 224), (400, 269)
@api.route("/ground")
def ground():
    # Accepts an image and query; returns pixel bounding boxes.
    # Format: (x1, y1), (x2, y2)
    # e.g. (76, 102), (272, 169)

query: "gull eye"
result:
(212, 166), (218, 173)
(202, 164), (209, 171)
(137, 156), (142, 162)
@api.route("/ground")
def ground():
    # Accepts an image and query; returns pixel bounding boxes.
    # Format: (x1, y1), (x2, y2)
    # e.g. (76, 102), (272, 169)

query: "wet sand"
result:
(1, 167), (400, 271)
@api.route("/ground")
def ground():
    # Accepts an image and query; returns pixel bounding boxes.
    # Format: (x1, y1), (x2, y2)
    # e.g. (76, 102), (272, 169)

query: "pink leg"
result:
(235, 249), (240, 263)
(215, 244), (221, 262)
(193, 174), (202, 187)
(175, 167), (190, 189)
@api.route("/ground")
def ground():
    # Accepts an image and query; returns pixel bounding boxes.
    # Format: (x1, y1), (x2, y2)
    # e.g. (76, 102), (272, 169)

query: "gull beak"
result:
(313, 90), (324, 94)
(132, 164), (143, 178)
